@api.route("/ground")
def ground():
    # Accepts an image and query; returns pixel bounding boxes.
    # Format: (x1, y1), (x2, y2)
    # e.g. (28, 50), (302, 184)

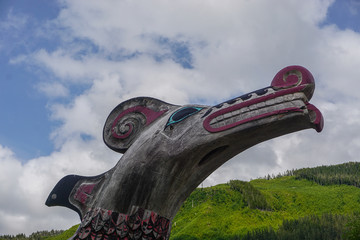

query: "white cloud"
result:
(37, 82), (69, 98)
(0, 9), (28, 31)
(0, 139), (119, 235)
(2, 0), (360, 235)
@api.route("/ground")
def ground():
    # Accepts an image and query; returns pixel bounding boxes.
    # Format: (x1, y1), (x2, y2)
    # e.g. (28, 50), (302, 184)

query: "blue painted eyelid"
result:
(166, 107), (203, 126)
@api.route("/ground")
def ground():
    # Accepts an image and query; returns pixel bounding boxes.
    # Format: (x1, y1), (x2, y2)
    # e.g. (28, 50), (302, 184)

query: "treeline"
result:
(294, 162), (360, 187)
(237, 212), (360, 240)
(0, 230), (63, 240)
(228, 180), (271, 211)
(262, 162), (360, 188)
(178, 180), (271, 212)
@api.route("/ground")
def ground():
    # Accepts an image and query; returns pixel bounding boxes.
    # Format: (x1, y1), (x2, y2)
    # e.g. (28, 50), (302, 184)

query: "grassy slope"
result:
(170, 177), (360, 239)
(46, 176), (360, 239)
(44, 225), (79, 240)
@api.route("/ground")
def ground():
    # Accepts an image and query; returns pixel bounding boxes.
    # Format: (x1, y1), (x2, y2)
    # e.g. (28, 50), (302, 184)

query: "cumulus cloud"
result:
(0, 139), (119, 234)
(37, 82), (69, 98)
(2, 0), (360, 235)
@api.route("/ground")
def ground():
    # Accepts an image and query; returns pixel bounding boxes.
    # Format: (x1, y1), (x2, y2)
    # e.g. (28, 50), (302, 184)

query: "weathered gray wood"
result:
(46, 65), (323, 239)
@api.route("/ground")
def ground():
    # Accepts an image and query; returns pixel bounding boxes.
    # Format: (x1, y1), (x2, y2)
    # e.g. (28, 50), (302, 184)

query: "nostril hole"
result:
(198, 146), (229, 166)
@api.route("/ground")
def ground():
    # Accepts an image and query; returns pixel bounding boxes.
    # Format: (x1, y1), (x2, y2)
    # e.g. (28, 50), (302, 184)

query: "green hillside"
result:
(293, 161), (360, 187)
(170, 177), (360, 239)
(3, 162), (360, 240)
(170, 162), (360, 239)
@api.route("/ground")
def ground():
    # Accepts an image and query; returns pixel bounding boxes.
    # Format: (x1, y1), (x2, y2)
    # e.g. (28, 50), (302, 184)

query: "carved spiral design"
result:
(103, 98), (169, 154)
(282, 69), (302, 88)
(104, 107), (148, 153)
(271, 66), (314, 90)
(111, 111), (147, 139)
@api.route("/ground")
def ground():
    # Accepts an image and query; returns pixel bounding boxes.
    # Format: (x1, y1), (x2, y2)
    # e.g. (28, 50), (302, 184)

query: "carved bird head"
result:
(46, 65), (323, 239)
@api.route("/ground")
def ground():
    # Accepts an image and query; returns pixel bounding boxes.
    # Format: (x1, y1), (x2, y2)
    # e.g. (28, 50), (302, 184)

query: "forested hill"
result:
(293, 162), (360, 187)
(171, 173), (360, 239)
(264, 162), (360, 185)
(2, 162), (360, 240)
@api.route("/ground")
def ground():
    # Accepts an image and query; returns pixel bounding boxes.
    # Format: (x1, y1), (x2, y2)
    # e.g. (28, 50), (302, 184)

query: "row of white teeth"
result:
(209, 92), (308, 127)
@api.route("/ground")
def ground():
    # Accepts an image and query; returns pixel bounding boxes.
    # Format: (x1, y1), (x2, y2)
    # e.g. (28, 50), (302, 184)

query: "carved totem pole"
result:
(46, 66), (323, 239)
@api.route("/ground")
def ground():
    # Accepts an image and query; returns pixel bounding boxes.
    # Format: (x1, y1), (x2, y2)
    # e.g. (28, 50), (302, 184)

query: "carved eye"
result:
(166, 107), (203, 127)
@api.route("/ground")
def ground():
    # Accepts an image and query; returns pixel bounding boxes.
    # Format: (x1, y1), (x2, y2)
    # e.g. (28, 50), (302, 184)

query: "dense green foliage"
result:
(0, 225), (79, 240)
(170, 176), (360, 239)
(4, 162), (360, 239)
(240, 213), (348, 240)
(293, 162), (360, 187)
(228, 180), (271, 210)
(264, 162), (360, 188)
(0, 230), (63, 240)
(43, 224), (79, 240)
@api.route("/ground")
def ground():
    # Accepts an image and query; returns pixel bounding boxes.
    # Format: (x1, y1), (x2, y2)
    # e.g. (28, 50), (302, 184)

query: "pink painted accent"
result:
(111, 106), (167, 139)
(271, 65), (314, 89)
(203, 85), (306, 133)
(74, 183), (96, 204)
(306, 103), (324, 132)
(112, 123), (133, 139)
(204, 107), (303, 133)
(151, 211), (158, 223)
(203, 67), (318, 133)
(76, 207), (171, 239)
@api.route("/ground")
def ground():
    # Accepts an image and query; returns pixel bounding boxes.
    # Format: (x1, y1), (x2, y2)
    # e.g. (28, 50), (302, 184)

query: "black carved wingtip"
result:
(45, 174), (83, 217)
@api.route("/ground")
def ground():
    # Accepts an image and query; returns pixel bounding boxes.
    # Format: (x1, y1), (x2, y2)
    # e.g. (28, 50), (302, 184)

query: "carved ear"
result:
(103, 97), (173, 153)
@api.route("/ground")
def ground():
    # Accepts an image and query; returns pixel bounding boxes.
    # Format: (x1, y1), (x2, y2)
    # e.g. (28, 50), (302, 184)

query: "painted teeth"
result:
(210, 93), (307, 127)
(241, 107), (249, 113)
(275, 96), (284, 103)
(249, 104), (257, 110)
(284, 95), (292, 101)
(216, 115), (224, 121)
(232, 109), (240, 116)
(256, 102), (265, 108)
(265, 99), (274, 106)
(224, 112), (232, 119)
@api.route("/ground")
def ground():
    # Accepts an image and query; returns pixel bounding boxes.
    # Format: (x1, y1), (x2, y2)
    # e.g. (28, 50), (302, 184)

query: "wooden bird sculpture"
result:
(46, 66), (323, 239)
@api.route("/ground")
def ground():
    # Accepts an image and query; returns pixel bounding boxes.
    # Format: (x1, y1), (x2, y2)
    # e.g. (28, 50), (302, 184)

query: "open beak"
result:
(203, 66), (324, 133)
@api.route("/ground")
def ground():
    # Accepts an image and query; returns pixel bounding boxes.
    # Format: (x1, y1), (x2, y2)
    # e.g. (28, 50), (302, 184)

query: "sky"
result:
(1, 0), (360, 235)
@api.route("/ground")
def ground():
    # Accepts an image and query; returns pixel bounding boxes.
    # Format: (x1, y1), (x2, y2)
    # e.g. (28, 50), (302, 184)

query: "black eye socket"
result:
(166, 107), (203, 127)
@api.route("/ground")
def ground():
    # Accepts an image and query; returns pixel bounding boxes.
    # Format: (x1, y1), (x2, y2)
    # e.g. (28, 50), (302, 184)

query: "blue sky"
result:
(1, 0), (360, 235)
(323, 0), (360, 31)
(0, 0), (60, 160)
(1, 0), (359, 161)
(1, 0), (196, 161)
